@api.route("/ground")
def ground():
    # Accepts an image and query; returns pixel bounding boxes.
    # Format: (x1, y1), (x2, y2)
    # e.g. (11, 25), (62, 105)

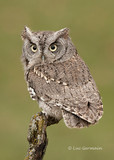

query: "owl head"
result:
(21, 27), (76, 70)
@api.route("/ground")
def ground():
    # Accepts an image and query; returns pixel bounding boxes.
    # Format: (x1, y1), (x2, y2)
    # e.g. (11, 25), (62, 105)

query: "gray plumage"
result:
(21, 27), (103, 128)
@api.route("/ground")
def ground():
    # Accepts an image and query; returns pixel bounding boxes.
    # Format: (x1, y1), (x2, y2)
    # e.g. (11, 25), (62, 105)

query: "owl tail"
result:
(62, 109), (91, 128)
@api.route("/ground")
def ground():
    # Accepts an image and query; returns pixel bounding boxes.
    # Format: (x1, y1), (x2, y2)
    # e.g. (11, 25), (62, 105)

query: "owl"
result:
(21, 26), (103, 128)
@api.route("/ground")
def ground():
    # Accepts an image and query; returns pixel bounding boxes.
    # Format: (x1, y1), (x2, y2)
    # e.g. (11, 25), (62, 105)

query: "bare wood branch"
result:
(24, 112), (59, 160)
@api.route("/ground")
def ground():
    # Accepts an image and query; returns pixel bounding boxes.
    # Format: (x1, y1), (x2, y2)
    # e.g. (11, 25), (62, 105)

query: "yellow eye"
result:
(49, 44), (57, 52)
(31, 44), (37, 53)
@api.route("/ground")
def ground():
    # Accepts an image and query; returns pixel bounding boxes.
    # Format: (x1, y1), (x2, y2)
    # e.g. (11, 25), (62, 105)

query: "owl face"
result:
(21, 27), (76, 70)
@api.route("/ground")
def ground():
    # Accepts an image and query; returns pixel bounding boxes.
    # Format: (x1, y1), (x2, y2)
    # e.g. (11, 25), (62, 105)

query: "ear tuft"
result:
(61, 28), (69, 38)
(55, 28), (69, 39)
(21, 26), (32, 40)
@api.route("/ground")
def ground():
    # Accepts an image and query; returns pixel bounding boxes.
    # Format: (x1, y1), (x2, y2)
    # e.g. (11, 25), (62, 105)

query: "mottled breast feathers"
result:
(26, 54), (103, 127)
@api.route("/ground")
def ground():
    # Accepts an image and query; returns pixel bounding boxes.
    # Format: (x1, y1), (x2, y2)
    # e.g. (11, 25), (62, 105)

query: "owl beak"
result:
(41, 55), (45, 63)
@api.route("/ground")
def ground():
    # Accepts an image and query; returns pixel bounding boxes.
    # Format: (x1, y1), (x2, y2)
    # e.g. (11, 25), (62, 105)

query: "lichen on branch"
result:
(24, 112), (59, 160)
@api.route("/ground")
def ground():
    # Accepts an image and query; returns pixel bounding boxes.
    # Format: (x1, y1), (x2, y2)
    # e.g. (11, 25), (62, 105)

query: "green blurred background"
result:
(0, 0), (114, 159)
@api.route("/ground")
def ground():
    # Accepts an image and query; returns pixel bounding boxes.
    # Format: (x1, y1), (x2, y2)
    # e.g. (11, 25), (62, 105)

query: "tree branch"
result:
(24, 112), (59, 160)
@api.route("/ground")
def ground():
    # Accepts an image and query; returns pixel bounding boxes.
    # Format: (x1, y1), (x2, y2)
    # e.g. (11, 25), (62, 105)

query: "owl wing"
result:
(59, 54), (103, 125)
(27, 54), (103, 127)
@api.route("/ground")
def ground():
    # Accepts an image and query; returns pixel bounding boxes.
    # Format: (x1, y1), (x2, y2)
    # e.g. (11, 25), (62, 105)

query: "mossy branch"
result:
(24, 112), (59, 160)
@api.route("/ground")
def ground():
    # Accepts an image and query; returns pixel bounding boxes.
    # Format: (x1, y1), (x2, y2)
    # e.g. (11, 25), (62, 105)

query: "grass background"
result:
(0, 0), (114, 159)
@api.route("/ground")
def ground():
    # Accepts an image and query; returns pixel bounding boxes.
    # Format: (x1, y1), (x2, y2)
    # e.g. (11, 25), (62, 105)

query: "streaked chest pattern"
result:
(25, 56), (93, 107)
(26, 62), (71, 102)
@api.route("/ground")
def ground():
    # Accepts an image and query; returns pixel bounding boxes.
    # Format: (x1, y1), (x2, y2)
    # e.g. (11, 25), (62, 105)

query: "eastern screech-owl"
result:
(21, 27), (103, 128)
